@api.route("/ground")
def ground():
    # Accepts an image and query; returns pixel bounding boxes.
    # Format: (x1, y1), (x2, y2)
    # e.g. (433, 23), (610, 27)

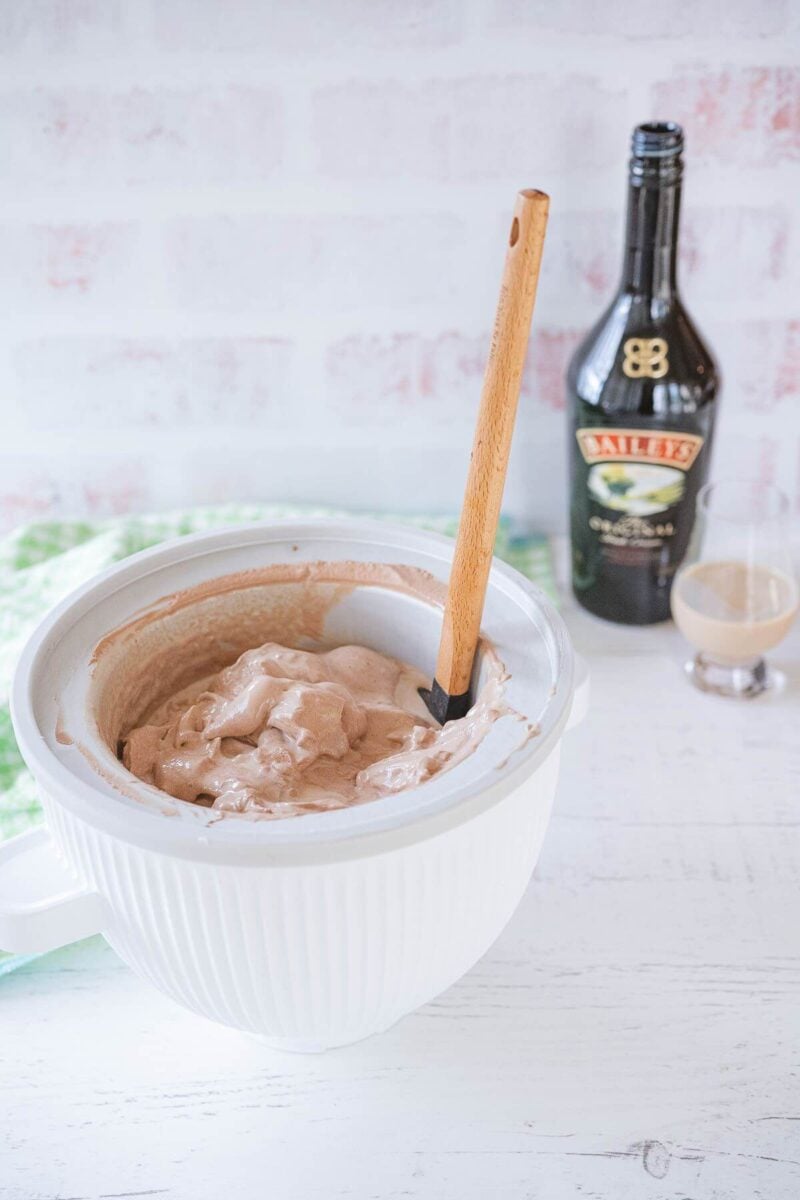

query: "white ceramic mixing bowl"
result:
(1, 519), (586, 1051)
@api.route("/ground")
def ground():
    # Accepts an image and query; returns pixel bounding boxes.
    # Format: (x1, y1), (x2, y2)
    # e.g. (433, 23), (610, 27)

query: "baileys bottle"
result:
(568, 122), (719, 624)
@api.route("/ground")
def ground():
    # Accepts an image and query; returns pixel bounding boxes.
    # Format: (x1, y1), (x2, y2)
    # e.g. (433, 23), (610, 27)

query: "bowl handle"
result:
(566, 654), (590, 732)
(0, 828), (105, 954)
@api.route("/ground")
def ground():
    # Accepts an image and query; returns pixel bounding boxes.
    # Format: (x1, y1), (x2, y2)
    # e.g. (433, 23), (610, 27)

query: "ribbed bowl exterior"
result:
(42, 748), (559, 1051)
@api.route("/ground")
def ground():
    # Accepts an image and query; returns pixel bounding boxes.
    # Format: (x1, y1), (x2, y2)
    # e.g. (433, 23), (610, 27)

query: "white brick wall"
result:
(1, 0), (798, 532)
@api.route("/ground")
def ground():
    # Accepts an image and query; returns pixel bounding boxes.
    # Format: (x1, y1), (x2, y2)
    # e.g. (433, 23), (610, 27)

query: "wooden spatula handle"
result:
(435, 188), (549, 699)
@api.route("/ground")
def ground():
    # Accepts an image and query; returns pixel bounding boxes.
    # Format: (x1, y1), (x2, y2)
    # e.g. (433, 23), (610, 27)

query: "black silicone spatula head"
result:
(418, 679), (471, 727)
(420, 189), (550, 725)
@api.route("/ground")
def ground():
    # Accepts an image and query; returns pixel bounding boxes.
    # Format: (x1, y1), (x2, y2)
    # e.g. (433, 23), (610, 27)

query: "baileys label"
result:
(576, 426), (705, 528)
(576, 428), (703, 470)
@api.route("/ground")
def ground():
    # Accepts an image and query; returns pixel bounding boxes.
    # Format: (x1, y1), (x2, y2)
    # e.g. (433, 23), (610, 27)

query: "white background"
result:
(0, 0), (798, 532)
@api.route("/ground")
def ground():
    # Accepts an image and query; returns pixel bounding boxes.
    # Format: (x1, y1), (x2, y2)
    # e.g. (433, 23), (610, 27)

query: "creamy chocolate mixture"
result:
(122, 639), (505, 818)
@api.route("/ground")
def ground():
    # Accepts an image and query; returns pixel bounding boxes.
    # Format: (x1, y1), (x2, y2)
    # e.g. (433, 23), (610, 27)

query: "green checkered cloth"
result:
(0, 504), (554, 976)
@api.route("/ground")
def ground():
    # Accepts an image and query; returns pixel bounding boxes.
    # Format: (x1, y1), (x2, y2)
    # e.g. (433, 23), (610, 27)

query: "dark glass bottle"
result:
(568, 122), (719, 624)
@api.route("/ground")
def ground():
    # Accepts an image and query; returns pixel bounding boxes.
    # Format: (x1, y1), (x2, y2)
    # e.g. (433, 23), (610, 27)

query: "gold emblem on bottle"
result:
(622, 337), (669, 379)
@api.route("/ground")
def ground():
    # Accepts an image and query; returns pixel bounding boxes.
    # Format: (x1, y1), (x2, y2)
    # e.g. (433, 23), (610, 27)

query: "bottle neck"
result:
(621, 172), (681, 301)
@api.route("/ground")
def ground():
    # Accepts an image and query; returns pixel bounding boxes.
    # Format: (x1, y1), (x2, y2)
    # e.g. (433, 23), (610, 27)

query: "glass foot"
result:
(685, 653), (784, 699)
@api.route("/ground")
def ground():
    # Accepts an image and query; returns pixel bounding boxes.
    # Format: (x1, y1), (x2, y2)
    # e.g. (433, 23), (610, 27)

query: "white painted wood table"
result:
(2, 561), (799, 1200)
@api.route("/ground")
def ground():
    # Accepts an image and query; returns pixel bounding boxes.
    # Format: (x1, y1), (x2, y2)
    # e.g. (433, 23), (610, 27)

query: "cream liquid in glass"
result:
(674, 480), (796, 698)
(672, 560), (798, 664)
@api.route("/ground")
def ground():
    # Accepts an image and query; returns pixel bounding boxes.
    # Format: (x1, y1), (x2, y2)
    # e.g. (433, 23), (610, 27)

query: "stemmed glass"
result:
(671, 480), (798, 698)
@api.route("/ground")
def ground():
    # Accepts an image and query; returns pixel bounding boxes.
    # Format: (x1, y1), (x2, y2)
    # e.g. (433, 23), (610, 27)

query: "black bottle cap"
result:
(630, 121), (684, 183)
(632, 121), (684, 159)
